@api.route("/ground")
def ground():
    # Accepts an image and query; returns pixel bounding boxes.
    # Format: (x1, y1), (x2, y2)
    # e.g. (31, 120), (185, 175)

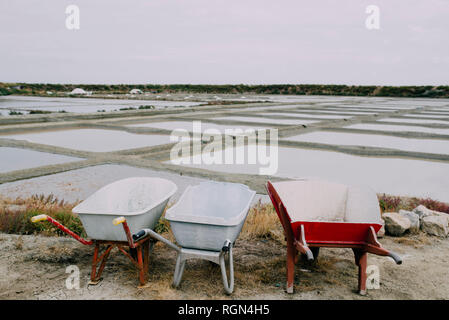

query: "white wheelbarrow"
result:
(31, 177), (177, 286)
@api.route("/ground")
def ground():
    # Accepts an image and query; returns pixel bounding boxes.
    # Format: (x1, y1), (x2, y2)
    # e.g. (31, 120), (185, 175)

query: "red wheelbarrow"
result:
(266, 180), (402, 295)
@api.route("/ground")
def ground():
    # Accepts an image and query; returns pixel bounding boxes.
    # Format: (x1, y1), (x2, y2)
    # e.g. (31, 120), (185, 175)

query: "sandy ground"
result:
(1, 231), (448, 300)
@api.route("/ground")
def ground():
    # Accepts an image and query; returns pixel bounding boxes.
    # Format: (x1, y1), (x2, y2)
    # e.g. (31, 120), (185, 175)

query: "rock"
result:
(421, 215), (449, 237)
(399, 210), (420, 233)
(414, 205), (447, 219)
(413, 205), (449, 225)
(377, 219), (385, 238)
(382, 212), (411, 236)
(413, 205), (432, 219)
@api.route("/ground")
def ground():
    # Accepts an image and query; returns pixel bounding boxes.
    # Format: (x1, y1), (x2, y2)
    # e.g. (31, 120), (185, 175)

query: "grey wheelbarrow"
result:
(132, 181), (256, 294)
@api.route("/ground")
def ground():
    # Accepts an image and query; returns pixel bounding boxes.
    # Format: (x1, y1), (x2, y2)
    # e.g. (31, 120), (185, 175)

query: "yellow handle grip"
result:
(31, 214), (48, 223)
(112, 216), (126, 226)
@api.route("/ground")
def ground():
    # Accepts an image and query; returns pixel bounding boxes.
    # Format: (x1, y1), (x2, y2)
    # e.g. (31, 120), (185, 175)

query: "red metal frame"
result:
(266, 180), (401, 295)
(89, 237), (151, 286)
(32, 215), (152, 287)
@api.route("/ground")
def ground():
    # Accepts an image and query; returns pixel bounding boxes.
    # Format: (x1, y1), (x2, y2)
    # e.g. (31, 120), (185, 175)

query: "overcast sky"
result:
(0, 0), (448, 85)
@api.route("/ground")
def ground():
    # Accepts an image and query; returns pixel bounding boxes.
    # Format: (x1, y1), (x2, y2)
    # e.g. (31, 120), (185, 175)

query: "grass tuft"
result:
(240, 200), (283, 241)
(0, 195), (84, 237)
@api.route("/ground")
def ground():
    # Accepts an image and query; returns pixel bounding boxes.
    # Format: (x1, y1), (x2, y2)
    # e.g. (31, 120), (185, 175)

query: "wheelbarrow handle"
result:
(112, 216), (126, 226)
(303, 247), (314, 261)
(30, 214), (93, 246)
(388, 251), (402, 265)
(112, 216), (136, 248)
(31, 214), (48, 223)
(222, 239), (232, 252)
(133, 228), (181, 252)
(133, 230), (147, 241)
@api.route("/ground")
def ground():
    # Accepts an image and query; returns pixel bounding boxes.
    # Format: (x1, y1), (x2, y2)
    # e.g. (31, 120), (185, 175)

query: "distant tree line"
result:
(1, 82), (448, 98)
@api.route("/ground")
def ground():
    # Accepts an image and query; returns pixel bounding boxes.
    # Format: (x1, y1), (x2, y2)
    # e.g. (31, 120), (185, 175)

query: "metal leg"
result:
(286, 237), (295, 294)
(89, 243), (113, 285)
(95, 245), (112, 281)
(137, 245), (145, 286)
(144, 240), (150, 275)
(173, 254), (186, 288)
(353, 249), (368, 295)
(172, 246), (236, 294)
(219, 246), (234, 295)
(89, 242), (100, 285)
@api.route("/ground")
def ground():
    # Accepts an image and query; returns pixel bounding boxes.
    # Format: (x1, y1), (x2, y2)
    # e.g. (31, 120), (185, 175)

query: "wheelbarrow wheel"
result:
(130, 248), (138, 260)
(301, 247), (319, 266)
(311, 247), (320, 260)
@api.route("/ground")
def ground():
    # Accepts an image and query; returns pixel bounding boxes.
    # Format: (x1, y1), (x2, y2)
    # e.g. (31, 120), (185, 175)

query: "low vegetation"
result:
(29, 110), (52, 114)
(240, 200), (283, 241)
(378, 194), (449, 214)
(2, 82), (449, 98)
(138, 105), (155, 110)
(8, 110), (23, 115)
(0, 195), (83, 237)
(5, 110), (67, 116)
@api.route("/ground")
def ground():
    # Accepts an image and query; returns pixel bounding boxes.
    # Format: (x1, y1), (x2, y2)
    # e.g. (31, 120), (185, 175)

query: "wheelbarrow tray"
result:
(166, 181), (256, 294)
(291, 221), (382, 246)
(166, 181), (256, 251)
(267, 179), (383, 245)
(73, 177), (177, 241)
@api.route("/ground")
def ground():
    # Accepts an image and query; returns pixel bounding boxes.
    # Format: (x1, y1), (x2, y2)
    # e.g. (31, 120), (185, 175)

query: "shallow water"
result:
(284, 131), (449, 155)
(256, 112), (350, 119)
(170, 145), (449, 202)
(224, 105), (304, 113)
(309, 104), (388, 110)
(2, 129), (172, 152)
(334, 104), (415, 110)
(428, 108), (449, 112)
(295, 109), (378, 115)
(401, 114), (449, 120)
(0, 147), (82, 173)
(377, 118), (449, 125)
(0, 96), (201, 113)
(421, 111), (449, 115)
(127, 120), (272, 133)
(211, 116), (318, 125)
(344, 123), (449, 135)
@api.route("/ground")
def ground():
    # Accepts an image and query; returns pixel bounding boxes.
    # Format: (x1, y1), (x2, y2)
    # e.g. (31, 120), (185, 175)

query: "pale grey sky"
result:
(0, 0), (448, 85)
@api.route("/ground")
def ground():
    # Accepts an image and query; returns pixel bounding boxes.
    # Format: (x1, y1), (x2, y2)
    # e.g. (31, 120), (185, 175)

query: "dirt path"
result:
(1, 232), (448, 300)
